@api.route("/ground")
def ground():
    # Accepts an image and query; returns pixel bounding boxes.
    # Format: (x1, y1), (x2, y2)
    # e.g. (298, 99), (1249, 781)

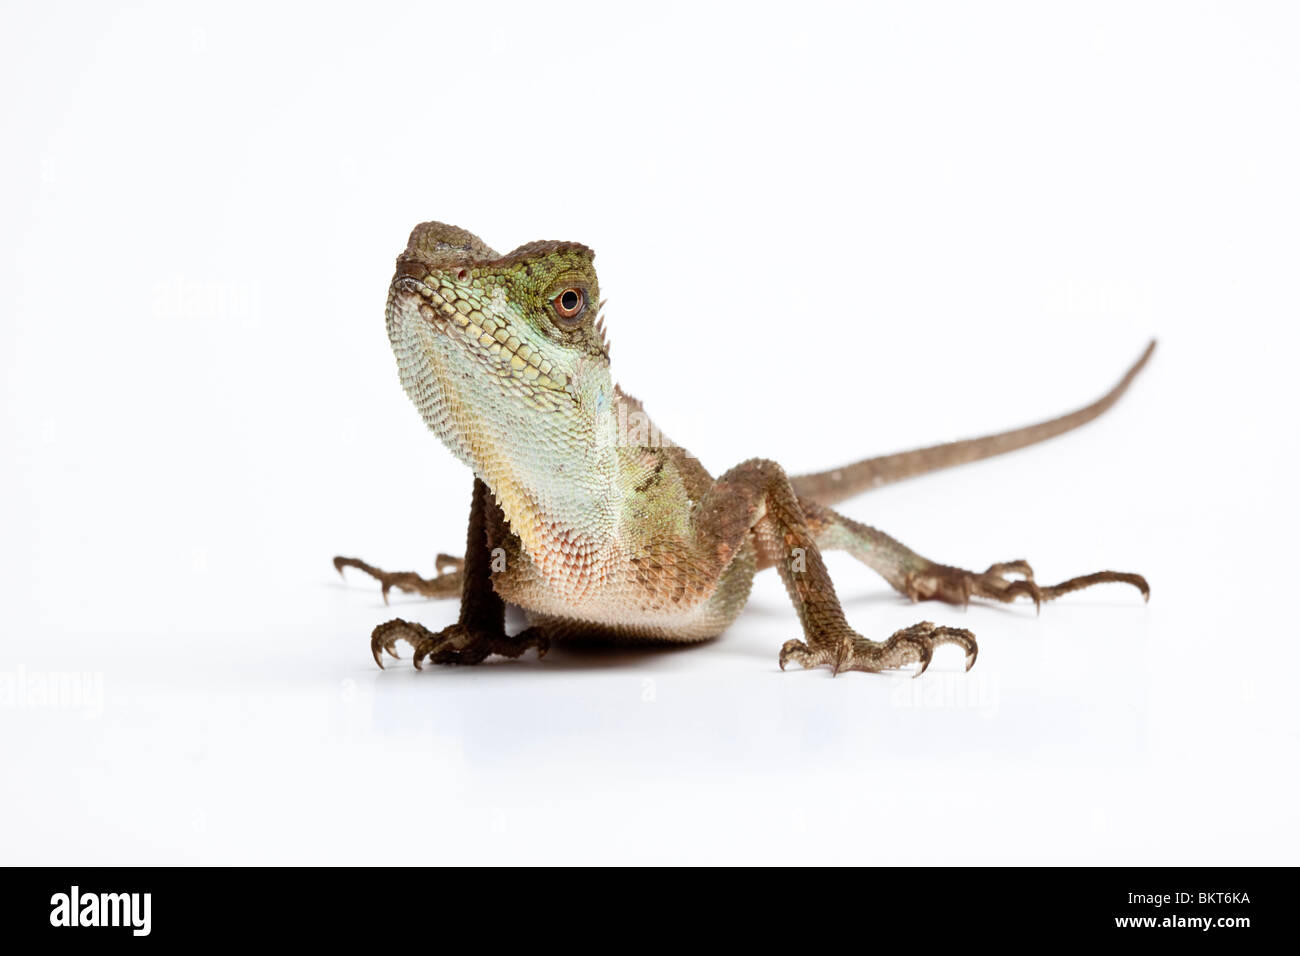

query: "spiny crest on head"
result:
(594, 301), (610, 357)
(495, 239), (596, 266)
(401, 221), (599, 275)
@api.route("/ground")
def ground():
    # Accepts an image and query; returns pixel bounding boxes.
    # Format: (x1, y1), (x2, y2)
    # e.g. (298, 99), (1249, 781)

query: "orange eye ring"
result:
(552, 288), (585, 322)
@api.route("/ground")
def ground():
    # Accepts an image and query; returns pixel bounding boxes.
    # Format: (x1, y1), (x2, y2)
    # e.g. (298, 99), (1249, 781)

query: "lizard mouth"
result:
(392, 276), (448, 324)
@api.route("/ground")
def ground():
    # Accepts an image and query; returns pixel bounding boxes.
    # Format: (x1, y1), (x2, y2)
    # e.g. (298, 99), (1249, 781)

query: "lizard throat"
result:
(388, 288), (623, 597)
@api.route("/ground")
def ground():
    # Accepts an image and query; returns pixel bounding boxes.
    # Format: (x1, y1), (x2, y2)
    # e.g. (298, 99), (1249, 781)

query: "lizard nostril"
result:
(456, 268), (470, 281)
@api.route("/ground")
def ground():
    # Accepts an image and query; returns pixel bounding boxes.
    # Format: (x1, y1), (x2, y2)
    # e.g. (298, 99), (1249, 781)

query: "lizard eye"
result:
(552, 288), (586, 325)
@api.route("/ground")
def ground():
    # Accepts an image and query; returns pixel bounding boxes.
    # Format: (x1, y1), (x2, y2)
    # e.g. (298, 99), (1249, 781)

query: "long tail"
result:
(790, 340), (1156, 507)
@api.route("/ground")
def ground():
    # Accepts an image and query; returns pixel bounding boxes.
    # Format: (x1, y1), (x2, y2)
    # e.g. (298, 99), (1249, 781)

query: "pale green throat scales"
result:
(334, 221), (1151, 675)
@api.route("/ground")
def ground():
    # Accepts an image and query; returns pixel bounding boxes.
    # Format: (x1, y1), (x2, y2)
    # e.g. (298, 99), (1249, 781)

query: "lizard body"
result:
(336, 221), (1150, 674)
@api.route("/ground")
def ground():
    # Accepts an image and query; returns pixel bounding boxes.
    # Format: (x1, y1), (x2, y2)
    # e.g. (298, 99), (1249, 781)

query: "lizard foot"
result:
(903, 560), (1148, 611)
(334, 555), (462, 604)
(779, 622), (977, 678)
(370, 618), (549, 669)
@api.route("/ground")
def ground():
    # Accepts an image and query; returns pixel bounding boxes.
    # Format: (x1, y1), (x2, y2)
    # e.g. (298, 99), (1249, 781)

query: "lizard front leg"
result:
(801, 502), (1149, 609)
(367, 479), (547, 668)
(698, 459), (976, 676)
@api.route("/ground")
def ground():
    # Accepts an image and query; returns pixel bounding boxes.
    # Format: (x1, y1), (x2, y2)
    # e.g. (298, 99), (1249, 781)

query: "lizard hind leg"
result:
(699, 458), (977, 676)
(332, 554), (463, 604)
(801, 503), (1149, 610)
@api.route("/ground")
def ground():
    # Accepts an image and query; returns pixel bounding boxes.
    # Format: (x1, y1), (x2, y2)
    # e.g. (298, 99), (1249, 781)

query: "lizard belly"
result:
(493, 538), (758, 643)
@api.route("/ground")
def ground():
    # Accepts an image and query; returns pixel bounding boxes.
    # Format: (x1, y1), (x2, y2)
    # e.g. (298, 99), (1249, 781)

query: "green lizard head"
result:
(385, 221), (619, 552)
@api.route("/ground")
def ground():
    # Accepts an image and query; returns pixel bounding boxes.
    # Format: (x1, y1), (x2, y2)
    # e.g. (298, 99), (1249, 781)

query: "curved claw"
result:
(369, 619), (426, 670)
(778, 639), (811, 672)
(985, 560), (1035, 581)
(902, 634), (934, 678)
(369, 629), (403, 669)
(508, 626), (551, 662)
(1001, 578), (1043, 614)
(411, 640), (437, 670)
(830, 637), (852, 677)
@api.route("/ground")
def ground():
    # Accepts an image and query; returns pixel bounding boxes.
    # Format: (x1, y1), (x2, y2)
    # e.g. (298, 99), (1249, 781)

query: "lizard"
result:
(334, 221), (1151, 677)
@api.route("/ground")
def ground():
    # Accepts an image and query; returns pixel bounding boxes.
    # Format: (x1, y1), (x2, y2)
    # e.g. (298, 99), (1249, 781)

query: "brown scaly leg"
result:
(332, 554), (463, 604)
(801, 502), (1149, 610)
(696, 459), (976, 676)
(365, 479), (547, 668)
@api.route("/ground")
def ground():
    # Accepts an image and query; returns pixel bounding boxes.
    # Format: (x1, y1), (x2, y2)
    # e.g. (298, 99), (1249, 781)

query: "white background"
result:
(2, 1), (1297, 864)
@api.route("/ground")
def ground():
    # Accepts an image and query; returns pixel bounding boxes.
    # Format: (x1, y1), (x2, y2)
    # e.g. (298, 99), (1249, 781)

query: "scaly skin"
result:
(334, 222), (1151, 676)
